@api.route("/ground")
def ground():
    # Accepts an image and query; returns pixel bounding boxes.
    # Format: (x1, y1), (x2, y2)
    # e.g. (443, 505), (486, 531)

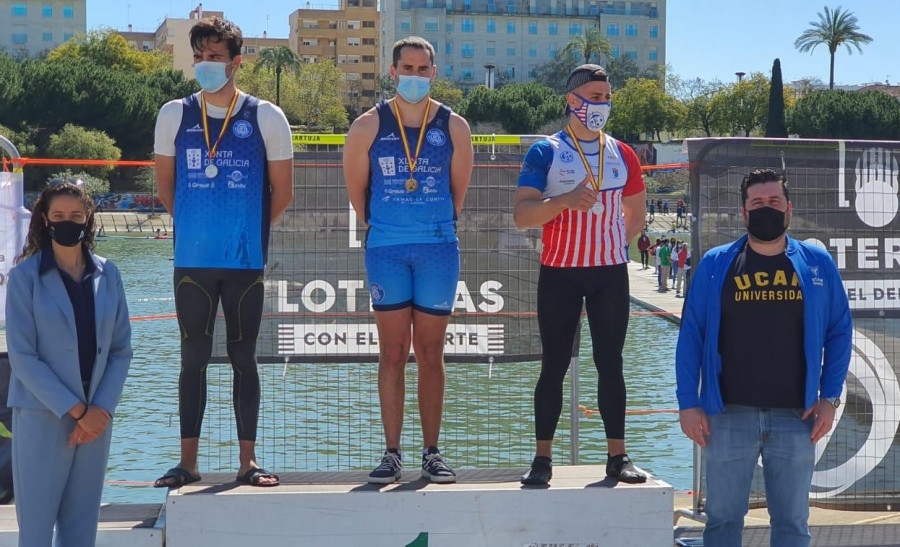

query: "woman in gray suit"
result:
(5, 182), (132, 546)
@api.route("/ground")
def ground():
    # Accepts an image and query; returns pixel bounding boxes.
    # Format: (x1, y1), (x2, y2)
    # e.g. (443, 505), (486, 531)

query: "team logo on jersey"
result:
(186, 123), (203, 133)
(370, 283), (385, 303)
(379, 157), (396, 176)
(186, 149), (202, 169)
(380, 132), (400, 142)
(559, 151), (574, 163)
(230, 171), (244, 182)
(426, 128), (447, 146)
(233, 120), (253, 139)
(611, 167), (619, 178)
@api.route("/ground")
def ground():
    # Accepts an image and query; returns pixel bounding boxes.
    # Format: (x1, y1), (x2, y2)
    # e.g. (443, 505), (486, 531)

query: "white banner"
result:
(277, 323), (505, 356)
(844, 279), (900, 310)
(0, 172), (30, 327)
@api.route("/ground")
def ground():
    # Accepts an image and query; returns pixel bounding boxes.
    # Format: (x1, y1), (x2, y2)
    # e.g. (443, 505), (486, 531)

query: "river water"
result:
(73, 238), (691, 503)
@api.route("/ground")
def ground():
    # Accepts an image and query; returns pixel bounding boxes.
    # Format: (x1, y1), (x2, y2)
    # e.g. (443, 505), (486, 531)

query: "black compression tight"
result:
(534, 264), (630, 441)
(174, 268), (265, 441)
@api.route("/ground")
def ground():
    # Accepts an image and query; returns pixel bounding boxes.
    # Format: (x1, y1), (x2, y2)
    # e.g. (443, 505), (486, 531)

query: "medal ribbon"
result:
(201, 91), (239, 160)
(392, 99), (432, 181)
(565, 124), (604, 192)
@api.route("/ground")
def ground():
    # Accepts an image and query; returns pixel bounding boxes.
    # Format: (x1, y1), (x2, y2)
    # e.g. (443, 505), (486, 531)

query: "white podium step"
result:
(0, 504), (163, 547)
(166, 466), (674, 547)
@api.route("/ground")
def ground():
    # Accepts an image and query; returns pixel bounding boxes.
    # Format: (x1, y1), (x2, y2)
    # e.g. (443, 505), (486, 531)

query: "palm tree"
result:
(794, 6), (873, 89)
(252, 45), (302, 106)
(560, 27), (612, 66)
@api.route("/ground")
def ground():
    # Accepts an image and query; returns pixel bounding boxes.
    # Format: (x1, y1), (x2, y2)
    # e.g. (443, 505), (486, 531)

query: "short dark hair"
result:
(392, 36), (435, 67)
(740, 168), (790, 205)
(190, 17), (243, 59)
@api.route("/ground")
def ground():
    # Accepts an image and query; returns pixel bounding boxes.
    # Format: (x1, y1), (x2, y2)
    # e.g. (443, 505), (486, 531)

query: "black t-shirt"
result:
(719, 244), (806, 409)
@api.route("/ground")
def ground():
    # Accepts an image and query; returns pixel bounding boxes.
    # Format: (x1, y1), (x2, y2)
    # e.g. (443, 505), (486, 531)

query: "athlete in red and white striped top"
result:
(513, 64), (647, 487)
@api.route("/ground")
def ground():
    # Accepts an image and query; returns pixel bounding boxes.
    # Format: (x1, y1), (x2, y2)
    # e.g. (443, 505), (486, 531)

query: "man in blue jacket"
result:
(676, 168), (852, 547)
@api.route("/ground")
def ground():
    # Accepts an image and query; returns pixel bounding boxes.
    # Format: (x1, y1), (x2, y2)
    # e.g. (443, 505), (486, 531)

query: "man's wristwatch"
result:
(824, 397), (841, 409)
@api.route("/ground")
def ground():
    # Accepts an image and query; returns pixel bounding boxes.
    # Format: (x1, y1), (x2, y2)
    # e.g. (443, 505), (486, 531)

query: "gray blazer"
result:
(5, 250), (132, 417)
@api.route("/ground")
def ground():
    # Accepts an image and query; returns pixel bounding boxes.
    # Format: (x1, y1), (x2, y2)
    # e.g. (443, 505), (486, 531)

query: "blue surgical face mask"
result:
(396, 75), (431, 104)
(567, 94), (612, 132)
(194, 61), (233, 93)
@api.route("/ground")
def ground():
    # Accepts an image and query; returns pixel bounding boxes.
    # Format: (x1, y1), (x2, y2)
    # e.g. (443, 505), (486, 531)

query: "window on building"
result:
(462, 66), (474, 81)
(42, 32), (53, 42)
(549, 22), (557, 35)
(446, 22), (453, 33)
(12, 4), (26, 16)
(12, 34), (27, 44)
(424, 17), (439, 31)
(303, 56), (317, 63)
(348, 20), (361, 29)
(486, 19), (495, 33)
(529, 44), (537, 57)
(588, 2), (598, 15)
(569, 23), (581, 35)
(302, 20), (318, 29)
(363, 20), (376, 28)
(446, 41), (454, 54)
(445, 65), (453, 77)
(348, 37), (360, 46)
(486, 41), (495, 56)
(302, 39), (319, 46)
(506, 45), (515, 56)
(625, 48), (637, 60)
(506, 65), (515, 78)
(143, 41), (154, 51)
(363, 55), (376, 62)
(487, 0), (496, 12)
(338, 55), (348, 64)
(243, 46), (257, 54)
(529, 21), (537, 35)
(549, 42), (557, 57)
(42, 5), (52, 17)
(650, 25), (659, 38)
(507, 21), (516, 34)
(462, 43), (474, 58)
(607, 23), (618, 36)
(63, 5), (74, 18)
(401, 0), (410, 8)
(611, 46), (619, 58)
(462, 19), (474, 32)
(363, 38), (375, 45)
(649, 47), (658, 61)
(464, 0), (472, 11)
(63, 33), (73, 42)
(401, 19), (411, 31)
(349, 55), (361, 64)
(507, 0), (516, 13)
(626, 24), (637, 37)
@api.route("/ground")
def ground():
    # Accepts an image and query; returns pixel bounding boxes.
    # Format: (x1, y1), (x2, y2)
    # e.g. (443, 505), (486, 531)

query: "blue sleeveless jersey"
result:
(173, 93), (271, 269)
(366, 101), (456, 248)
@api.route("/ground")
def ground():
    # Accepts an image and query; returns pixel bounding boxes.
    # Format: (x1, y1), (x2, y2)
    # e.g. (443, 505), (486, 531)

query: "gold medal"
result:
(565, 125), (604, 192)
(392, 99), (431, 188)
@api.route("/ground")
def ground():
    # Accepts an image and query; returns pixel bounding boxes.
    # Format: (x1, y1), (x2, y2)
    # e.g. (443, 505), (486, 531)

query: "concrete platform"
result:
(166, 466), (674, 547)
(0, 504), (162, 546)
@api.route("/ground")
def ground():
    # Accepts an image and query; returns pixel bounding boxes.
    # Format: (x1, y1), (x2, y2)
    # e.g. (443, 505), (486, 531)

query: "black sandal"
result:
(154, 467), (201, 488)
(236, 467), (280, 487)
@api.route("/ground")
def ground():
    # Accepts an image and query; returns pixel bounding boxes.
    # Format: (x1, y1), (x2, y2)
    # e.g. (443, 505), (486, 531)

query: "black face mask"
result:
(746, 206), (787, 242)
(48, 220), (87, 247)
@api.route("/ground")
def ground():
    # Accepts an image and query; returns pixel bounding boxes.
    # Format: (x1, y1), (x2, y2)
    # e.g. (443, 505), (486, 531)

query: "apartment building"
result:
(380, 0), (665, 88)
(0, 0), (86, 58)
(289, 0), (380, 111)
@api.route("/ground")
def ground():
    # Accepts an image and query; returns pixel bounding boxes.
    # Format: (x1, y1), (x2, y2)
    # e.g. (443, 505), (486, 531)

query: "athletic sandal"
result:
(605, 453), (647, 484)
(154, 467), (201, 488)
(236, 467), (280, 487)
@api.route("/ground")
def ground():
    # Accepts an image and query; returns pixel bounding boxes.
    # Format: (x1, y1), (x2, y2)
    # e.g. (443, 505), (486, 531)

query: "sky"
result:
(87, 0), (900, 86)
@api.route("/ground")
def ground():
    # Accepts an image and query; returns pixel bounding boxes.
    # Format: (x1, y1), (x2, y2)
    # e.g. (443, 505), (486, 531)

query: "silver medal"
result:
(592, 202), (604, 215)
(205, 164), (218, 178)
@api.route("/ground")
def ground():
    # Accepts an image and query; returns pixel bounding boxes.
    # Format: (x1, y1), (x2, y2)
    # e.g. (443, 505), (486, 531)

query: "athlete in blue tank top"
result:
(343, 36), (473, 485)
(152, 17), (294, 489)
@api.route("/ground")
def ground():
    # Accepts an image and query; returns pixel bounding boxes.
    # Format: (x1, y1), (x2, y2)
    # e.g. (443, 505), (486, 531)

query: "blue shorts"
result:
(365, 242), (460, 315)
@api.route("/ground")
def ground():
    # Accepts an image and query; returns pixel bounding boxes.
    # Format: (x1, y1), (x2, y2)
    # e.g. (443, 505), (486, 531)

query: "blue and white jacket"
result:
(675, 234), (852, 414)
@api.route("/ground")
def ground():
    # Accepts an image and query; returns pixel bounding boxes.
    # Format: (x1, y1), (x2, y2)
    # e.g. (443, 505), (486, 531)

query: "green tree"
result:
(533, 54), (579, 94)
(766, 59), (788, 138)
(458, 83), (564, 134)
(252, 46), (301, 107)
(606, 78), (685, 141)
(787, 90), (900, 140)
(560, 28), (612, 65)
(47, 28), (171, 74)
(376, 74), (396, 100)
(708, 73), (770, 137)
(667, 74), (723, 137)
(605, 56), (661, 90)
(295, 60), (348, 130)
(0, 53), (23, 127)
(794, 6), (873, 89)
(47, 169), (110, 195)
(45, 124), (121, 179)
(238, 59), (303, 122)
(429, 78), (464, 109)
